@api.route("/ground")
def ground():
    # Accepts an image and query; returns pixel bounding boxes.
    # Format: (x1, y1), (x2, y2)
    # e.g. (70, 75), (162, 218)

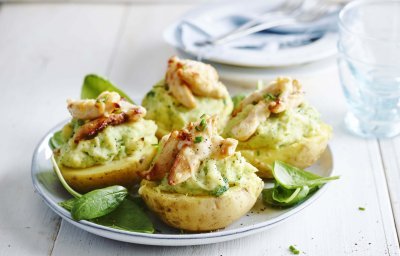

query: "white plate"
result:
(32, 121), (334, 246)
(164, 0), (338, 68)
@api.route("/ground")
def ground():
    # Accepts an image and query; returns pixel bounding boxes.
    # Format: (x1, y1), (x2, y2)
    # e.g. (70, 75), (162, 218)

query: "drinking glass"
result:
(338, 0), (400, 138)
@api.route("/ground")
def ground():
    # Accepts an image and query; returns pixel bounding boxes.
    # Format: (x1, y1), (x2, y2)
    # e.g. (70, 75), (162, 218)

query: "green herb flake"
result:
(211, 186), (227, 197)
(194, 136), (203, 143)
(289, 245), (300, 255)
(200, 114), (206, 119)
(264, 93), (277, 101)
(358, 207), (366, 211)
(195, 118), (207, 131)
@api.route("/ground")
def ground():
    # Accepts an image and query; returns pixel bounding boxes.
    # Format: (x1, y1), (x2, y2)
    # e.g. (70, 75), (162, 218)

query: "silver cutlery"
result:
(195, 0), (341, 47)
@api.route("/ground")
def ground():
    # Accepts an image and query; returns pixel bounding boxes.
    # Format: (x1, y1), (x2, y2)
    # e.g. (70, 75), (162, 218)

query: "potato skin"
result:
(139, 179), (264, 231)
(240, 125), (331, 178)
(58, 152), (155, 193)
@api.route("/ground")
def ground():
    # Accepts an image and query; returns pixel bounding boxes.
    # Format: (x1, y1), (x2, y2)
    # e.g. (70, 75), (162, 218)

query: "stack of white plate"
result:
(163, 0), (338, 87)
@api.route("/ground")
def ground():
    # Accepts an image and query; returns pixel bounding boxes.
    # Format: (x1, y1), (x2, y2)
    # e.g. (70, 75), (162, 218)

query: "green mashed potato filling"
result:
(224, 102), (330, 149)
(156, 152), (261, 197)
(58, 119), (158, 168)
(142, 80), (233, 137)
(223, 102), (332, 178)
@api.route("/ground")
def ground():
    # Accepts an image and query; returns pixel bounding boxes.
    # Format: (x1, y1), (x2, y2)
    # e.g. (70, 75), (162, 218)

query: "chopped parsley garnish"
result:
(194, 136), (203, 143)
(264, 93), (277, 101)
(289, 245), (300, 255)
(200, 114), (206, 119)
(210, 185), (228, 197)
(210, 178), (229, 197)
(195, 118), (207, 131)
(358, 207), (365, 211)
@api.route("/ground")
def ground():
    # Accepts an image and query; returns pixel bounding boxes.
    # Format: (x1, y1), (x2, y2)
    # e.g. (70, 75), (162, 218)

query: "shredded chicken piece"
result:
(67, 91), (121, 120)
(67, 91), (146, 143)
(165, 56), (228, 109)
(143, 115), (238, 185)
(231, 101), (271, 141)
(73, 105), (145, 143)
(166, 58), (197, 108)
(231, 77), (304, 141)
(143, 131), (181, 181)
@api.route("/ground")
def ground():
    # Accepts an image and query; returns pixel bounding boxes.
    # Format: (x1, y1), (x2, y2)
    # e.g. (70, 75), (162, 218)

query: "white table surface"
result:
(0, 2), (399, 256)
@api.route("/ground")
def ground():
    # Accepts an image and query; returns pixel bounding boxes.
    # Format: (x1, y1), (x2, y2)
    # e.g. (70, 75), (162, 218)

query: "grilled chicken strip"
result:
(67, 91), (121, 120)
(231, 77), (304, 141)
(166, 58), (197, 109)
(73, 105), (146, 143)
(165, 56), (228, 109)
(67, 91), (146, 143)
(144, 115), (238, 185)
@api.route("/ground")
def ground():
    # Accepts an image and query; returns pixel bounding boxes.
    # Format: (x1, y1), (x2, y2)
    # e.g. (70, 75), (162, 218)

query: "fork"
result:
(195, 1), (338, 47)
(230, 0), (305, 34)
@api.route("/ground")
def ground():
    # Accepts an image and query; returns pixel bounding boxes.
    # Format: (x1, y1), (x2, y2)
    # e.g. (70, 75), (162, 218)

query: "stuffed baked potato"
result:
(139, 115), (263, 231)
(53, 91), (158, 192)
(142, 56), (233, 138)
(223, 77), (332, 178)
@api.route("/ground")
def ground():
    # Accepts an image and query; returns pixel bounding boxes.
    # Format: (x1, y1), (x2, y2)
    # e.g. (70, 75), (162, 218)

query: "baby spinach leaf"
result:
(49, 130), (66, 150)
(71, 185), (127, 221)
(263, 186), (317, 207)
(262, 188), (289, 207)
(93, 198), (154, 233)
(263, 161), (339, 208)
(59, 198), (77, 211)
(272, 185), (309, 204)
(273, 161), (339, 189)
(81, 74), (134, 103)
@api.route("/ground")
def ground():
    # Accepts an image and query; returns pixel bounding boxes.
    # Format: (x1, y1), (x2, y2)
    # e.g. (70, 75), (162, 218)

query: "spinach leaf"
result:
(59, 198), (77, 211)
(273, 161), (339, 189)
(262, 188), (285, 207)
(93, 198), (154, 233)
(49, 131), (66, 150)
(81, 74), (134, 103)
(272, 185), (310, 204)
(71, 185), (127, 221)
(262, 161), (339, 208)
(263, 186), (317, 207)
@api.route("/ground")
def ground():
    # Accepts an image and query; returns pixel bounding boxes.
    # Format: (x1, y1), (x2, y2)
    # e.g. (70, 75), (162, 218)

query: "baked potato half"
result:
(223, 77), (332, 178)
(240, 123), (331, 178)
(139, 178), (263, 231)
(59, 149), (155, 193)
(139, 115), (263, 231)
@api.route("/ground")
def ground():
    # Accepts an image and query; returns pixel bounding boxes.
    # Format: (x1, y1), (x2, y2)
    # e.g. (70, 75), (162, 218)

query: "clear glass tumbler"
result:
(338, 0), (400, 138)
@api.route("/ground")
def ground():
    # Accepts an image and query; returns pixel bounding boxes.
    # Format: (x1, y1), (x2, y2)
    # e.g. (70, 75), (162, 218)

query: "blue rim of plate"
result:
(31, 120), (334, 246)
